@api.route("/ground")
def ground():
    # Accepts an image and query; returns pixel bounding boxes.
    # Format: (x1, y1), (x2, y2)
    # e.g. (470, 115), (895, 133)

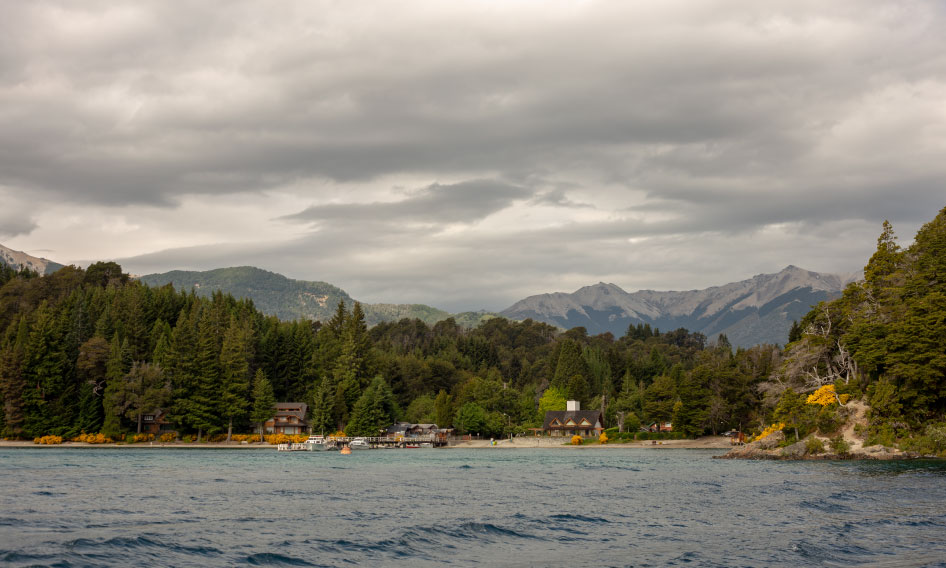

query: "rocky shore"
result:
(716, 401), (913, 461)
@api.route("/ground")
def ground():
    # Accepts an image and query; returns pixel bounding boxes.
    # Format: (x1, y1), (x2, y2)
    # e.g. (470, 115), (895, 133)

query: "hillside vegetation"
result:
(755, 207), (946, 456)
(1, 208), (943, 455)
(138, 266), (493, 328)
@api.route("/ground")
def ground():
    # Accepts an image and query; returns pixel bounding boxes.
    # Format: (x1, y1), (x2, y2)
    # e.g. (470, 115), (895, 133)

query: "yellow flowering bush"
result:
(230, 434), (258, 443)
(752, 422), (785, 442)
(599, 432), (609, 444)
(72, 432), (113, 444)
(807, 385), (848, 406)
(34, 435), (63, 445)
(571, 435), (583, 445)
(131, 433), (155, 443)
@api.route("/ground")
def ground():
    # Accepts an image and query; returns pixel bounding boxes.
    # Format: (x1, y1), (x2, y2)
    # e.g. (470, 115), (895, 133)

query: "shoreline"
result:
(450, 436), (732, 449)
(1, 436), (734, 450)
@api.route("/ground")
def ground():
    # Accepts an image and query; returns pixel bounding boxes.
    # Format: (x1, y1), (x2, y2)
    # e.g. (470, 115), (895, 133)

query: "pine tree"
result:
(111, 362), (170, 433)
(551, 339), (587, 390)
(346, 376), (398, 437)
(23, 302), (70, 436)
(0, 320), (27, 438)
(219, 316), (252, 441)
(250, 369), (276, 442)
(309, 378), (336, 434)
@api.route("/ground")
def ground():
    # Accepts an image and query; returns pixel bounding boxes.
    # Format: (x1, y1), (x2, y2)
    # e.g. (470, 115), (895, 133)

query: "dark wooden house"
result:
(542, 400), (603, 437)
(264, 402), (310, 435)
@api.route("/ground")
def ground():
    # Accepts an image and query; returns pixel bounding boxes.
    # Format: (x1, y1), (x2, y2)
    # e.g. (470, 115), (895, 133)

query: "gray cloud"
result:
(5, 0), (945, 310)
(283, 180), (531, 225)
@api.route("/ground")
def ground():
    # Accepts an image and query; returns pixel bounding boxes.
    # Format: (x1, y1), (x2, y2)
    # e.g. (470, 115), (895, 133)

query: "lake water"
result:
(1, 447), (945, 567)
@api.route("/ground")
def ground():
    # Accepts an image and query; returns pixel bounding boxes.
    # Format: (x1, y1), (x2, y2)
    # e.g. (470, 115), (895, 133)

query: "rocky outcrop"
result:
(717, 401), (911, 461)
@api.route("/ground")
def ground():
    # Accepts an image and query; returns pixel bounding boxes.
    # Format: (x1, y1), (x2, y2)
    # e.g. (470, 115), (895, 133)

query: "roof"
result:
(274, 402), (308, 420)
(542, 410), (603, 430)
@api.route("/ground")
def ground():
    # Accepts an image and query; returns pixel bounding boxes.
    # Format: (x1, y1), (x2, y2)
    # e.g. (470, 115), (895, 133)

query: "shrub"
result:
(599, 432), (609, 444)
(753, 423), (786, 442)
(900, 423), (946, 457)
(816, 407), (843, 435)
(265, 434), (292, 445)
(866, 423), (896, 448)
(805, 437), (825, 455)
(181, 435), (193, 443)
(34, 435), (63, 445)
(159, 432), (177, 443)
(229, 434), (258, 443)
(72, 432), (113, 444)
(570, 435), (582, 445)
(131, 433), (154, 443)
(829, 435), (851, 455)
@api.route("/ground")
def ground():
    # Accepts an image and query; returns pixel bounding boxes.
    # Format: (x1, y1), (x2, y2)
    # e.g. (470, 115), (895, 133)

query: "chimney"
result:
(566, 400), (580, 411)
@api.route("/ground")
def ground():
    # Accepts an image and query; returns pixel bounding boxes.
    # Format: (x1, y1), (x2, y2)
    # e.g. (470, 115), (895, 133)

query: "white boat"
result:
(305, 435), (337, 451)
(348, 438), (371, 450)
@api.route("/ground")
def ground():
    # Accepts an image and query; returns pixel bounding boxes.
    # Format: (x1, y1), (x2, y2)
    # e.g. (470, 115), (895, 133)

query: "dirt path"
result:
(839, 400), (869, 451)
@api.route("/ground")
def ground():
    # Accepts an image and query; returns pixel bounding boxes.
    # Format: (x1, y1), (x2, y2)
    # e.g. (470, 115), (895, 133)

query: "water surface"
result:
(1, 448), (944, 567)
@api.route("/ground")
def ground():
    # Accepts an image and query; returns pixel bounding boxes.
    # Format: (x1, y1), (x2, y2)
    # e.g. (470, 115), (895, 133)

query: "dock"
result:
(277, 434), (448, 451)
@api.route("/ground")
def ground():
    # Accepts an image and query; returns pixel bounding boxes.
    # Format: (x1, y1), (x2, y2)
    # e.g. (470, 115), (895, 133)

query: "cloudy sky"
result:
(2, 1), (944, 311)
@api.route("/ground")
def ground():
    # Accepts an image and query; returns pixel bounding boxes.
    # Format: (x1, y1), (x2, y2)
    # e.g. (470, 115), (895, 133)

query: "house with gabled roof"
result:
(264, 402), (310, 435)
(542, 400), (603, 437)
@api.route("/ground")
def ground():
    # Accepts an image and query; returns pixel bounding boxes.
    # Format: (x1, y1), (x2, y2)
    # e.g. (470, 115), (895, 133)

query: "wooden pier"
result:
(277, 434), (448, 451)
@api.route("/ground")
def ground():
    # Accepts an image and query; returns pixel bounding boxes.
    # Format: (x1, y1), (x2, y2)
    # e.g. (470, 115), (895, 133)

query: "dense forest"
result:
(1, 207), (944, 450)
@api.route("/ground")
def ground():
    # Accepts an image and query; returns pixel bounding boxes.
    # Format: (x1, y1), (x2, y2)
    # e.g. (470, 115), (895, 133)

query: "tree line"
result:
(0, 261), (780, 441)
(2, 207), (942, 447)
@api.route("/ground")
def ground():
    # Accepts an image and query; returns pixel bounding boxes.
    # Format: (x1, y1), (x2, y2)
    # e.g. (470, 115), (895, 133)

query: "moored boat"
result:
(305, 435), (337, 451)
(349, 438), (371, 450)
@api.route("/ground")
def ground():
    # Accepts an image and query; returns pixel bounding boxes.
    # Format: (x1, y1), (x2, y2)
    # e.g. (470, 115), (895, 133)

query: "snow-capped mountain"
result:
(500, 266), (860, 347)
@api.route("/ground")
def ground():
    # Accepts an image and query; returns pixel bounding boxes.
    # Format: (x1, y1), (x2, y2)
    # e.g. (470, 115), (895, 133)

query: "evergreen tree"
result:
(250, 369), (276, 442)
(101, 335), (127, 436)
(23, 302), (71, 436)
(346, 376), (398, 437)
(434, 389), (453, 428)
(309, 378), (336, 434)
(107, 362), (170, 434)
(644, 374), (675, 425)
(0, 320), (27, 438)
(773, 388), (807, 442)
(219, 316), (252, 441)
(551, 339), (587, 390)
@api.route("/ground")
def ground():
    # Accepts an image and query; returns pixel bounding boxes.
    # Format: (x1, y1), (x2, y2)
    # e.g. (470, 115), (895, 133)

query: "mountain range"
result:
(501, 266), (859, 347)
(0, 243), (64, 275)
(137, 266), (493, 328)
(1, 241), (858, 347)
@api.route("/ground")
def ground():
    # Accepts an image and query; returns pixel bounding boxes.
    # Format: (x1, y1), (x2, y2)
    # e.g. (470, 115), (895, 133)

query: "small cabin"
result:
(647, 421), (673, 433)
(141, 409), (172, 435)
(543, 400), (603, 437)
(264, 402), (310, 435)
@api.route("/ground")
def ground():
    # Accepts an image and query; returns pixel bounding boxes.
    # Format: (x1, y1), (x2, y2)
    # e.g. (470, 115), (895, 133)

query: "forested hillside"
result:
(0, 260), (778, 440)
(761, 207), (946, 455)
(138, 266), (493, 328)
(2, 208), (943, 450)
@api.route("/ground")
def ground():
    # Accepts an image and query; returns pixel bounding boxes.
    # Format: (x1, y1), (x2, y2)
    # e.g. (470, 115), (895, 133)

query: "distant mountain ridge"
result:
(0, 243), (64, 275)
(138, 266), (494, 328)
(500, 266), (860, 347)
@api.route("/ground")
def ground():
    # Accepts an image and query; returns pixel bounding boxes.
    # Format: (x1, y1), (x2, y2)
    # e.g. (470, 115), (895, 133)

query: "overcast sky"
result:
(2, 1), (944, 311)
